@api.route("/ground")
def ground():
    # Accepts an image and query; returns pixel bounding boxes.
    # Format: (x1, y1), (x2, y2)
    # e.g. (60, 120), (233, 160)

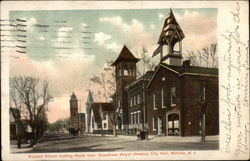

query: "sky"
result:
(7, 8), (217, 123)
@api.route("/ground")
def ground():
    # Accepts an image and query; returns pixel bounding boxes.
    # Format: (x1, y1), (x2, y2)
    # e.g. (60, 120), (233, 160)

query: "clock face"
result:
(162, 77), (166, 81)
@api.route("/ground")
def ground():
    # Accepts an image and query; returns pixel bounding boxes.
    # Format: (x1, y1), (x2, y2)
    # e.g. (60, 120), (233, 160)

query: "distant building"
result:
(90, 103), (114, 134)
(78, 113), (86, 133)
(85, 90), (94, 133)
(69, 92), (78, 132)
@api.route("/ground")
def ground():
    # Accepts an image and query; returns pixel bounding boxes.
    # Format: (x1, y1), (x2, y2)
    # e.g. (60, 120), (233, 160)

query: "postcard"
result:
(1, 0), (249, 160)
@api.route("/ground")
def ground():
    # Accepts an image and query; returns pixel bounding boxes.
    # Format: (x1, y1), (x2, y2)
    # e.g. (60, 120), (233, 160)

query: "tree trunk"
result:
(113, 124), (117, 137)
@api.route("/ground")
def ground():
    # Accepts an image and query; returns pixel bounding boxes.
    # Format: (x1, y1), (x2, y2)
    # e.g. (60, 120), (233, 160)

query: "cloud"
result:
(174, 10), (217, 51)
(106, 41), (119, 51)
(94, 32), (111, 45)
(158, 13), (164, 20)
(10, 48), (95, 97)
(38, 36), (45, 41)
(94, 32), (120, 52)
(175, 10), (217, 35)
(99, 16), (157, 54)
(150, 24), (155, 30)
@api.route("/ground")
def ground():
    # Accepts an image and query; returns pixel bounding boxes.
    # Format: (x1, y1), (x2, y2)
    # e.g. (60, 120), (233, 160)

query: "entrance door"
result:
(158, 117), (163, 135)
(117, 116), (122, 130)
(167, 113), (180, 136)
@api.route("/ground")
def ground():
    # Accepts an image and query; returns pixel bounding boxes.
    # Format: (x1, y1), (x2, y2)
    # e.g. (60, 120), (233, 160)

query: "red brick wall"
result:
(146, 66), (219, 136)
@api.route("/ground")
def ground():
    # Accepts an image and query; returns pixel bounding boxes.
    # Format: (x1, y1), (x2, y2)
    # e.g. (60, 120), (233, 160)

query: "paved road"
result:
(12, 134), (219, 153)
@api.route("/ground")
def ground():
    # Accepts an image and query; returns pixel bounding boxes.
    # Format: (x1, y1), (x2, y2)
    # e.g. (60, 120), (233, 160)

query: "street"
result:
(11, 133), (219, 153)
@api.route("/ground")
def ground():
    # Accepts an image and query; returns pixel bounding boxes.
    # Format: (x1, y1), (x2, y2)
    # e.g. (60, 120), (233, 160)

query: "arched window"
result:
(124, 64), (129, 76)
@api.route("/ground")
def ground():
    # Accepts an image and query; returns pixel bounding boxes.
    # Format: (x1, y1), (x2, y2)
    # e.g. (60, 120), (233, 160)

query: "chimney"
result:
(182, 60), (190, 67)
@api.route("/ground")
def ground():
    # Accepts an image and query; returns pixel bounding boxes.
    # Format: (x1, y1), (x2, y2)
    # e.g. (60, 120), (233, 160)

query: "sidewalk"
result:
(150, 135), (219, 142)
(80, 133), (218, 142)
(10, 141), (32, 153)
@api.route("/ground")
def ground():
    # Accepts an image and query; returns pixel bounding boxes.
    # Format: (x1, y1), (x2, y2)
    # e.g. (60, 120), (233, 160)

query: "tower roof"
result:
(86, 90), (94, 104)
(158, 8), (185, 45)
(111, 45), (139, 66)
(70, 92), (77, 100)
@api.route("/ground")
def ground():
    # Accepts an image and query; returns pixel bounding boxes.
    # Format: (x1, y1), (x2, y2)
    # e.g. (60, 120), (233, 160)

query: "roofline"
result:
(146, 65), (161, 89)
(160, 64), (180, 74)
(147, 64), (218, 88)
(125, 78), (151, 90)
(179, 73), (218, 77)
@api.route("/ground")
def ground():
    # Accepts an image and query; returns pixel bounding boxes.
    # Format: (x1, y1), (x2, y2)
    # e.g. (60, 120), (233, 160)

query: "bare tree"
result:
(210, 43), (217, 67)
(89, 60), (119, 137)
(135, 46), (155, 77)
(184, 43), (217, 68)
(9, 76), (53, 139)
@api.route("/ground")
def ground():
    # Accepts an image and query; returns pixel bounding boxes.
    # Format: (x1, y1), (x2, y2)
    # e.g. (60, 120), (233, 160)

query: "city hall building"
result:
(111, 9), (219, 136)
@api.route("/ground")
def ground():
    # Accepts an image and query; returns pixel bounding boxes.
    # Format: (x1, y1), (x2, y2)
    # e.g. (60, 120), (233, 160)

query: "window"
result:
(124, 65), (129, 76)
(153, 94), (156, 110)
(130, 97), (133, 106)
(171, 87), (176, 106)
(161, 89), (166, 108)
(168, 121), (173, 128)
(119, 68), (122, 76)
(134, 96), (137, 105)
(103, 113), (106, 120)
(132, 113), (134, 124)
(174, 120), (179, 128)
(137, 95), (141, 104)
(199, 86), (206, 102)
(153, 117), (157, 130)
(104, 123), (107, 128)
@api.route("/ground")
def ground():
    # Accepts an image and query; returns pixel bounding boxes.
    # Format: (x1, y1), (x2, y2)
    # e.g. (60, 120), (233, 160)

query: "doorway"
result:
(167, 113), (180, 136)
(158, 117), (163, 135)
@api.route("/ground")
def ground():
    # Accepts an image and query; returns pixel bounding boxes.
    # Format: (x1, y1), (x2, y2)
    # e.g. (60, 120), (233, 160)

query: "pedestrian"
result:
(137, 129), (140, 140)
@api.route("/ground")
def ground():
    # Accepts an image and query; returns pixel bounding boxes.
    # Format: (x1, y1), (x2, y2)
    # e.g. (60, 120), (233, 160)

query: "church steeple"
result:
(153, 8), (185, 66)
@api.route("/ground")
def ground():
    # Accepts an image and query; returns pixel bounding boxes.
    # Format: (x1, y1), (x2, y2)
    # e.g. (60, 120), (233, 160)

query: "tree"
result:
(48, 118), (70, 133)
(135, 46), (156, 77)
(184, 43), (218, 68)
(89, 60), (118, 137)
(9, 76), (53, 139)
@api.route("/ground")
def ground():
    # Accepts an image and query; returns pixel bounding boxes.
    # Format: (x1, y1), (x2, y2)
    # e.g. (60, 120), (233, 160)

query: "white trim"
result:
(153, 117), (156, 131)
(160, 64), (180, 74)
(179, 72), (218, 77)
(153, 94), (156, 110)
(146, 64), (218, 89)
(171, 87), (176, 106)
(161, 89), (165, 108)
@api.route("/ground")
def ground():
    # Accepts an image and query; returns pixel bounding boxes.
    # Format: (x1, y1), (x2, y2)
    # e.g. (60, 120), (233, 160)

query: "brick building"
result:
(146, 63), (218, 136)
(146, 9), (219, 136)
(69, 92), (78, 131)
(111, 45), (139, 134)
(111, 9), (219, 136)
(126, 71), (154, 134)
